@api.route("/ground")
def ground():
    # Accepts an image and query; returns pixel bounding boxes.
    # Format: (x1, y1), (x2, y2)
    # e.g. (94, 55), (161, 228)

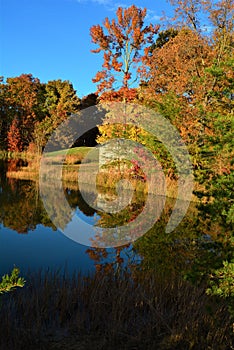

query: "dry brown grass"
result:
(6, 169), (38, 180)
(6, 157), (200, 202)
(0, 269), (232, 350)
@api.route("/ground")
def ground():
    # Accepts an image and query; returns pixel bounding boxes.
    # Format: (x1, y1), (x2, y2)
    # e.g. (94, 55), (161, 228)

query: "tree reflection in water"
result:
(1, 159), (233, 284)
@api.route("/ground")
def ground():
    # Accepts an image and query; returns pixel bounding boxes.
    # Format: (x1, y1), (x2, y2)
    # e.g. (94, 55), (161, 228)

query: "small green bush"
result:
(207, 260), (234, 322)
(0, 267), (25, 295)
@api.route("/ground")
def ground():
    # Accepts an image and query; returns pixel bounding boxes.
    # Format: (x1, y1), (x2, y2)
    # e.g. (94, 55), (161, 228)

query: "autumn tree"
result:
(0, 77), (11, 149)
(5, 74), (45, 151)
(90, 4), (162, 171)
(0, 75), (81, 154)
(142, 0), (233, 159)
(145, 28), (212, 100)
(150, 28), (178, 50)
(33, 79), (81, 154)
(90, 5), (159, 99)
(141, 1), (234, 286)
(168, 0), (206, 31)
(7, 118), (23, 152)
(45, 79), (80, 117)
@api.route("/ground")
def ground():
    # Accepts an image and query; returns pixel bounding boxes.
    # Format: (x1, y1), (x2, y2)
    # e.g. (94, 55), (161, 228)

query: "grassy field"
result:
(45, 147), (92, 157)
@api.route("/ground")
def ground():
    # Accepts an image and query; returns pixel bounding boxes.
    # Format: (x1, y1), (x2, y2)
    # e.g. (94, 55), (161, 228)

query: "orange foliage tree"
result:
(7, 118), (23, 152)
(140, 0), (233, 162)
(5, 74), (43, 151)
(90, 5), (159, 100)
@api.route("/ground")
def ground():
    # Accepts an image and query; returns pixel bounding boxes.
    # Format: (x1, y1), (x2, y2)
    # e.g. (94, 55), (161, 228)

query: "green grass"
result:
(44, 146), (98, 166)
(0, 147), (95, 163)
(45, 146), (93, 157)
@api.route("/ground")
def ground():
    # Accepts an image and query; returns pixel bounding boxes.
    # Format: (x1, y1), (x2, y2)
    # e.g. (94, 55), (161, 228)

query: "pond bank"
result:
(6, 162), (200, 202)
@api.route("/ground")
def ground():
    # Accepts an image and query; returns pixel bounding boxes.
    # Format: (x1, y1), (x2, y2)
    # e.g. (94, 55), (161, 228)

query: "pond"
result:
(0, 172), (93, 276)
(0, 159), (230, 281)
(0, 159), (143, 276)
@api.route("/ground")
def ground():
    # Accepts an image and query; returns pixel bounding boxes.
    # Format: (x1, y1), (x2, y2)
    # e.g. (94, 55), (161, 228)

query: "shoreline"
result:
(6, 164), (197, 201)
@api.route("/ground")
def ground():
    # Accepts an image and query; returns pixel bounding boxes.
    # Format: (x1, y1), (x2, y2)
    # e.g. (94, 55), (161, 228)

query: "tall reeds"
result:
(0, 268), (232, 350)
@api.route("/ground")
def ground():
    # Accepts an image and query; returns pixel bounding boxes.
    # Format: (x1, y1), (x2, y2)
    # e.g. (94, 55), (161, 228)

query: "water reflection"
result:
(0, 159), (144, 275)
(0, 160), (95, 275)
(1, 159), (232, 282)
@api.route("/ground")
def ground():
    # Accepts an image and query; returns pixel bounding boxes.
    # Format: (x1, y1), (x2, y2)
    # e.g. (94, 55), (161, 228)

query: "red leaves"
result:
(98, 87), (138, 103)
(112, 56), (122, 72)
(146, 29), (213, 98)
(90, 5), (159, 98)
(5, 74), (43, 150)
(117, 7), (123, 27)
(92, 71), (107, 83)
(7, 118), (23, 152)
(90, 24), (110, 50)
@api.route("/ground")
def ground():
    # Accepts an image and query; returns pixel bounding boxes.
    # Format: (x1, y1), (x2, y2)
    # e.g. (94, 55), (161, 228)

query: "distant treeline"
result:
(0, 75), (99, 153)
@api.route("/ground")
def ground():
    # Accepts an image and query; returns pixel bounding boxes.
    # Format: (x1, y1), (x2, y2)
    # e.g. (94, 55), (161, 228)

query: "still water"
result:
(0, 160), (142, 276)
(0, 184), (94, 276)
(1, 159), (228, 281)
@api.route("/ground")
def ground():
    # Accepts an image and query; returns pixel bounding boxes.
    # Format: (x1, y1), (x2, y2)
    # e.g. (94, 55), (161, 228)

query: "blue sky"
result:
(1, 0), (173, 97)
